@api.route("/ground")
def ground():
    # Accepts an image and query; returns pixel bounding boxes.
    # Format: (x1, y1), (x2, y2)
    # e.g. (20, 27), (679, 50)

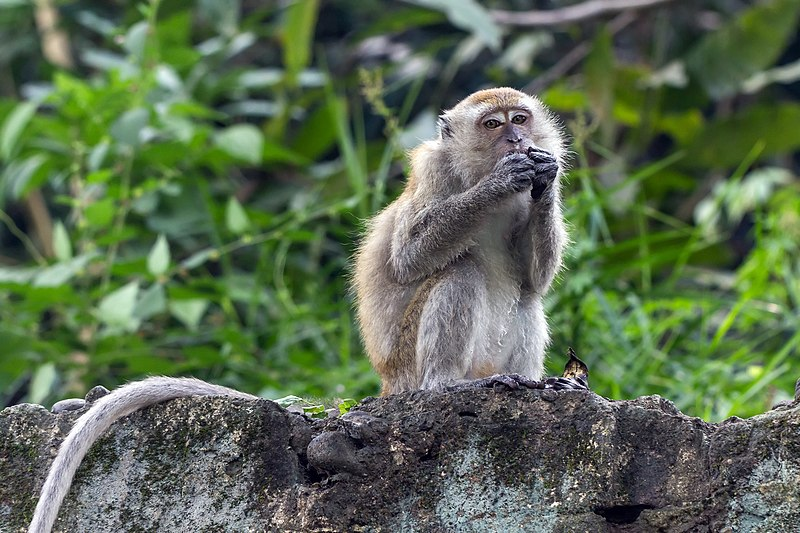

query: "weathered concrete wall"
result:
(1, 388), (799, 532)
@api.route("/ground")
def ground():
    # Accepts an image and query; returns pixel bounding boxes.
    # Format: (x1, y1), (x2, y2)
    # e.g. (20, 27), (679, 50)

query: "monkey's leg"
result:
(416, 263), (486, 389)
(505, 298), (547, 379)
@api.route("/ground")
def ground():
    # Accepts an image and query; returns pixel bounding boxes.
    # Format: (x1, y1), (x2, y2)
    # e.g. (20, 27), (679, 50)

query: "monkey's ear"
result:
(438, 115), (453, 138)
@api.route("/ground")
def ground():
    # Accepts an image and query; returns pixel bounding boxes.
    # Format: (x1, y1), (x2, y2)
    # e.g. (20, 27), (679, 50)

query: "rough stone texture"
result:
(1, 389), (799, 532)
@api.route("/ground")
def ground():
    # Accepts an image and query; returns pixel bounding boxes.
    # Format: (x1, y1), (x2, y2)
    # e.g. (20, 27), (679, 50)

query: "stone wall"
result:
(2, 388), (799, 532)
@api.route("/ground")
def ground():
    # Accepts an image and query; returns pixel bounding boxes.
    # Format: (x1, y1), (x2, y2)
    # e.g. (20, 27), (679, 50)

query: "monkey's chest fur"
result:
(465, 193), (538, 374)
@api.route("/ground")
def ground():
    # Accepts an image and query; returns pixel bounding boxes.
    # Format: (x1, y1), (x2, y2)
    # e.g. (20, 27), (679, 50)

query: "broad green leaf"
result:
(124, 21), (149, 60)
(283, 0), (320, 80)
(2, 154), (47, 198)
(110, 107), (150, 147)
(214, 124), (263, 165)
(169, 298), (209, 331)
(290, 100), (339, 160)
(225, 197), (250, 234)
(147, 234), (171, 276)
(32, 253), (96, 287)
(0, 266), (36, 284)
(683, 103), (800, 168)
(87, 140), (110, 171)
(133, 283), (167, 319)
(29, 363), (57, 405)
(52, 221), (72, 262)
(95, 281), (141, 331)
(86, 169), (114, 184)
(85, 198), (116, 227)
(686, 0), (800, 99)
(1, 101), (38, 160)
(403, 0), (501, 51)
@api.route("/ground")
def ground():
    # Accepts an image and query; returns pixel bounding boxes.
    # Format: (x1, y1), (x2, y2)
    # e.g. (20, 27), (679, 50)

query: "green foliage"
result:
(0, 0), (797, 421)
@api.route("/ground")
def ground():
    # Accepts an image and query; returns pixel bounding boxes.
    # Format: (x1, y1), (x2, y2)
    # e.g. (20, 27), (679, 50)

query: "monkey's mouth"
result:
(506, 146), (534, 155)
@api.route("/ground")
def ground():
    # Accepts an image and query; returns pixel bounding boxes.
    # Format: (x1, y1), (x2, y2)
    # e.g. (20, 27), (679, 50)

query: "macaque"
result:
(353, 87), (570, 395)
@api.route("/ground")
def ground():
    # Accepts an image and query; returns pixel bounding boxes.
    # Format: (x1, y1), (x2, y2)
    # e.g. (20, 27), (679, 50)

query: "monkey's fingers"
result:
(526, 146), (556, 162)
(533, 161), (559, 178)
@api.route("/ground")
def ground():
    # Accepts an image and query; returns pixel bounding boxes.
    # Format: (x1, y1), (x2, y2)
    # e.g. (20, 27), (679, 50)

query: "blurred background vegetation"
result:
(0, 0), (798, 421)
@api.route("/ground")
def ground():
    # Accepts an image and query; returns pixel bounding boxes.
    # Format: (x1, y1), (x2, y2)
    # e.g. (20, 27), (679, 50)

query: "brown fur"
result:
(354, 87), (567, 394)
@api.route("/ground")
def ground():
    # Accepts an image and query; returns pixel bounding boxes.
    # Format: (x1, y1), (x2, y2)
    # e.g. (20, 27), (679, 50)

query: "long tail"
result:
(28, 376), (258, 533)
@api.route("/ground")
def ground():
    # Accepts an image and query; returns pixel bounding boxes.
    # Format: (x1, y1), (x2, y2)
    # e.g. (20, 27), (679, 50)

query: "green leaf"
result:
(686, 0), (800, 99)
(29, 363), (58, 405)
(52, 221), (72, 262)
(2, 154), (48, 198)
(283, 0), (320, 80)
(133, 283), (167, 319)
(225, 197), (251, 234)
(110, 107), (150, 147)
(683, 103), (800, 168)
(214, 124), (263, 165)
(124, 21), (149, 61)
(403, 0), (501, 51)
(1, 101), (38, 160)
(273, 395), (305, 408)
(302, 403), (326, 417)
(0, 266), (37, 284)
(87, 141), (110, 171)
(147, 234), (171, 276)
(85, 198), (116, 227)
(32, 253), (96, 287)
(180, 248), (218, 269)
(338, 398), (359, 415)
(95, 281), (141, 332)
(169, 298), (209, 331)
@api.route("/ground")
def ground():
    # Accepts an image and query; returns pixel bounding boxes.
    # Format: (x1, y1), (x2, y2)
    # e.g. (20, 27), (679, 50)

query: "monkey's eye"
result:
(484, 119), (501, 129)
(511, 114), (527, 124)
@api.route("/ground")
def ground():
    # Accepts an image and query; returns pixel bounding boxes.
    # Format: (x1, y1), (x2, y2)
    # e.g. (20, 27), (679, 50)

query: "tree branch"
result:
(491, 0), (677, 27)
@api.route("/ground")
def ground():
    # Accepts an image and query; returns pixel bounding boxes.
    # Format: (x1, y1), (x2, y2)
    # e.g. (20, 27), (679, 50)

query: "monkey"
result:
(353, 87), (573, 395)
(27, 377), (258, 533)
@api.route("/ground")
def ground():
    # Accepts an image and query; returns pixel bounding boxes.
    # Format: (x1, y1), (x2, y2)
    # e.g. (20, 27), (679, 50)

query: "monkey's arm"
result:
(526, 192), (566, 294)
(28, 377), (257, 533)
(390, 154), (534, 284)
(518, 149), (567, 295)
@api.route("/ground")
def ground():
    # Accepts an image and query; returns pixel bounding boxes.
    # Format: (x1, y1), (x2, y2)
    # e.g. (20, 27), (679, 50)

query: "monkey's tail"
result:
(28, 376), (259, 533)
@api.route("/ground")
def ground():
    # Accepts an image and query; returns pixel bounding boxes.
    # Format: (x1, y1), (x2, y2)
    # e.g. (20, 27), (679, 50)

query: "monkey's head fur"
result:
(431, 87), (566, 186)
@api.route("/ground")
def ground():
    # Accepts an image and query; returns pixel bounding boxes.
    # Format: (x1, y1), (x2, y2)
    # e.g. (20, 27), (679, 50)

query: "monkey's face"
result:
(479, 107), (536, 160)
(439, 88), (565, 185)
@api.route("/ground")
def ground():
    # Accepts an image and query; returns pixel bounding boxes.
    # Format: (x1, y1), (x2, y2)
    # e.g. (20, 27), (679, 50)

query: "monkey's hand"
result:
(526, 147), (559, 201)
(488, 152), (538, 195)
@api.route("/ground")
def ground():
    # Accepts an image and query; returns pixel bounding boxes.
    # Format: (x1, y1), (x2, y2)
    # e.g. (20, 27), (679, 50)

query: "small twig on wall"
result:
(491, 0), (677, 27)
(523, 12), (636, 94)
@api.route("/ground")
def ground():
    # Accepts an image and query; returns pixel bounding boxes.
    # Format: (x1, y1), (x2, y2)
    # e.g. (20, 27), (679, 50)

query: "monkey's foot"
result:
(447, 373), (587, 392)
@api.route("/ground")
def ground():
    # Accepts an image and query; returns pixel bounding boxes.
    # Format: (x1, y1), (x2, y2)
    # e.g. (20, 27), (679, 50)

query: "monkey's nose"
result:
(506, 136), (522, 144)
